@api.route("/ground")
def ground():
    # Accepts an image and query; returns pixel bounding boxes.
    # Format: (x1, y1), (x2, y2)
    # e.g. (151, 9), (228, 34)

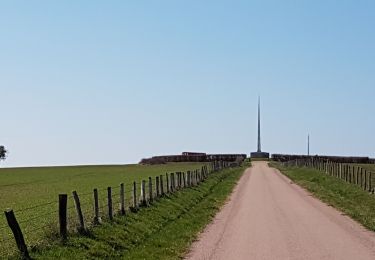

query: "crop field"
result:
(33, 164), (247, 259)
(355, 163), (375, 172)
(0, 162), (207, 257)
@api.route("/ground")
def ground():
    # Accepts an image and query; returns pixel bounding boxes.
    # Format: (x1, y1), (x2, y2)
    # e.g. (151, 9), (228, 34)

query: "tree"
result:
(0, 146), (7, 161)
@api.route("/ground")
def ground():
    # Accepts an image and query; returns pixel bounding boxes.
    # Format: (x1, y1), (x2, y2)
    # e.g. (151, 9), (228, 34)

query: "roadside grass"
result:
(0, 163), (207, 257)
(271, 162), (375, 232)
(30, 164), (247, 259)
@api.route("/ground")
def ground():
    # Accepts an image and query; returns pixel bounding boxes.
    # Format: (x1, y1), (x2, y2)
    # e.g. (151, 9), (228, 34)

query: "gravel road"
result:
(186, 161), (375, 260)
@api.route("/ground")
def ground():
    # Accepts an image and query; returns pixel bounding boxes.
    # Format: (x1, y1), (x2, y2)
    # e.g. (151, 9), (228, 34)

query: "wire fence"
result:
(0, 198), (59, 258)
(281, 158), (375, 193)
(0, 160), (237, 258)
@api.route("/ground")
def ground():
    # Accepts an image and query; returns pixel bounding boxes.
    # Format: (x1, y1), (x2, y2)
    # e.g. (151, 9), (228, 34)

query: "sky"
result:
(1, 1), (374, 167)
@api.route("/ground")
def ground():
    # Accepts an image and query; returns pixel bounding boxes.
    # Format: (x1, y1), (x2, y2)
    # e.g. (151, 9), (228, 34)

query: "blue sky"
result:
(1, 1), (374, 167)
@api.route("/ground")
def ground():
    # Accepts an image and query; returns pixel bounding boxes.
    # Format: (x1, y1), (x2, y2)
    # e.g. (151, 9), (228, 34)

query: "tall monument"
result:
(251, 97), (269, 159)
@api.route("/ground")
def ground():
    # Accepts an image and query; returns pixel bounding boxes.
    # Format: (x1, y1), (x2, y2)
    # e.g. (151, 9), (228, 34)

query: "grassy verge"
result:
(30, 164), (248, 259)
(0, 163), (207, 257)
(271, 162), (375, 231)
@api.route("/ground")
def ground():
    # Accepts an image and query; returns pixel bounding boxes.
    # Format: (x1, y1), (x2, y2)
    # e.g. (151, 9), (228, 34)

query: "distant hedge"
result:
(271, 154), (371, 164)
(140, 153), (247, 165)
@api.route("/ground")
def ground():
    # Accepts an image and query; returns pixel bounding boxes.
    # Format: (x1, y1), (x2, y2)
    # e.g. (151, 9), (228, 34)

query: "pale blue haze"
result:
(1, 1), (374, 167)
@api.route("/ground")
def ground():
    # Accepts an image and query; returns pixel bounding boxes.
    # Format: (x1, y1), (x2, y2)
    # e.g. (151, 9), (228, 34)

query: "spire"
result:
(251, 96), (269, 159)
(257, 96), (261, 152)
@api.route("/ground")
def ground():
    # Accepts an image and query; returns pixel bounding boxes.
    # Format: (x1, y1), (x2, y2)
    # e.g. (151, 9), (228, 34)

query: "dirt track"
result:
(186, 161), (375, 260)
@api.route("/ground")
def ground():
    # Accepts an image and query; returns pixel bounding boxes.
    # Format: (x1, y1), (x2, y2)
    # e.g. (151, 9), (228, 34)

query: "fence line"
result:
(281, 158), (374, 193)
(2, 160), (240, 258)
(14, 201), (57, 213)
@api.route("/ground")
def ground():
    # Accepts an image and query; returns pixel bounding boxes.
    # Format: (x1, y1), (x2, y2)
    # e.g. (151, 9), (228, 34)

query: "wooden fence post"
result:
(59, 194), (68, 241)
(149, 177), (153, 203)
(369, 172), (373, 193)
(367, 171), (370, 191)
(355, 167), (359, 185)
(330, 163), (333, 176)
(141, 180), (146, 206)
(156, 176), (160, 197)
(183, 172), (186, 187)
(107, 187), (113, 220)
(348, 166), (351, 183)
(160, 175), (164, 195)
(166, 173), (170, 193)
(344, 165), (348, 182)
(133, 181), (137, 210)
(93, 188), (101, 224)
(335, 163), (339, 178)
(341, 164), (343, 180)
(120, 183), (126, 216)
(174, 173), (177, 191)
(171, 173), (175, 192)
(72, 191), (86, 233)
(364, 170), (367, 191)
(4, 210), (30, 260)
(352, 166), (355, 184)
(365, 169), (368, 190)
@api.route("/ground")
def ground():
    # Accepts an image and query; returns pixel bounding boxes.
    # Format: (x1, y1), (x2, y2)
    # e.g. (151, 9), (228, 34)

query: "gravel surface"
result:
(186, 161), (375, 260)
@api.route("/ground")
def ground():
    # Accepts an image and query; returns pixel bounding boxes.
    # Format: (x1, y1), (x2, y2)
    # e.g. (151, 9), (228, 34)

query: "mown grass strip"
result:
(271, 163), (375, 231)
(30, 164), (247, 259)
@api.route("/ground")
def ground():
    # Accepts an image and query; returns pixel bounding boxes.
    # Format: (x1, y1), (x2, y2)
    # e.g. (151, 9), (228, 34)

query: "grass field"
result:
(0, 162), (208, 258)
(30, 164), (246, 259)
(355, 163), (375, 172)
(272, 162), (375, 232)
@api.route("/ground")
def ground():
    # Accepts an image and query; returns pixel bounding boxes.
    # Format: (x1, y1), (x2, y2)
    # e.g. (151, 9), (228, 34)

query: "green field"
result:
(272, 162), (375, 232)
(31, 164), (247, 259)
(0, 162), (208, 258)
(355, 163), (375, 172)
